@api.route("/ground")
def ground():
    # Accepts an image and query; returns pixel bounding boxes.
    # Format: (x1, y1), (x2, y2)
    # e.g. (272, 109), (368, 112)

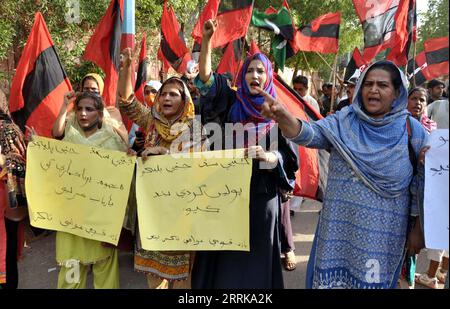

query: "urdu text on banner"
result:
(25, 136), (135, 245)
(136, 149), (252, 251)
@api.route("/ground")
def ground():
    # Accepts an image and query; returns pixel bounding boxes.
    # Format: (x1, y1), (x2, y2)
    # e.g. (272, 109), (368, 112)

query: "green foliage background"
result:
(0, 0), (447, 89)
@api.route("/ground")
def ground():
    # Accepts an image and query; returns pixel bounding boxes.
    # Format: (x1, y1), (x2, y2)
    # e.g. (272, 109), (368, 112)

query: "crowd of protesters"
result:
(1, 18), (449, 290)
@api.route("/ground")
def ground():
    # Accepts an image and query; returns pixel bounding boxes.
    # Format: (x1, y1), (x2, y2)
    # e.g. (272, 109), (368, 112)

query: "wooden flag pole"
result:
(412, 36), (417, 87)
(316, 51), (345, 83)
(329, 51), (339, 114)
(315, 51), (334, 71)
(302, 51), (319, 99)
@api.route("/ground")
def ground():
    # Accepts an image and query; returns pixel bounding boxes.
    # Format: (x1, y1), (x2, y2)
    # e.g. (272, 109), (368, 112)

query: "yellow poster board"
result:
(25, 136), (135, 245)
(136, 149), (252, 251)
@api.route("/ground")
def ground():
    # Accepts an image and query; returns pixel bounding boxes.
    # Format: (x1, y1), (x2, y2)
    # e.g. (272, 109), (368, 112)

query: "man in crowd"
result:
(335, 77), (357, 112)
(292, 75), (321, 114)
(427, 79), (446, 105)
(319, 83), (338, 116)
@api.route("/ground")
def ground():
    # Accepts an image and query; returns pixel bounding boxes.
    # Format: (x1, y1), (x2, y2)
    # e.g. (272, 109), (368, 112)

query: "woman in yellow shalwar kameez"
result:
(52, 90), (128, 289)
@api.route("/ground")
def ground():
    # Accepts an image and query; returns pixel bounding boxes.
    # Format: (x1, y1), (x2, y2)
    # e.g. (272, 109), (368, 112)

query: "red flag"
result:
(296, 12), (340, 54)
(134, 34), (147, 104)
(83, 0), (124, 107)
(192, 0), (254, 49)
(249, 40), (261, 56)
(407, 51), (431, 86)
(158, 1), (191, 74)
(192, 0), (220, 44)
(217, 37), (244, 82)
(353, 0), (401, 63)
(387, 0), (416, 66)
(424, 36), (449, 79)
(344, 48), (368, 81)
(9, 12), (72, 137)
(274, 75), (323, 199)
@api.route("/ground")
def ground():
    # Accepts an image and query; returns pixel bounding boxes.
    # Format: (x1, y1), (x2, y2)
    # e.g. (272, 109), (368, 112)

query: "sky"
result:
(416, 0), (429, 26)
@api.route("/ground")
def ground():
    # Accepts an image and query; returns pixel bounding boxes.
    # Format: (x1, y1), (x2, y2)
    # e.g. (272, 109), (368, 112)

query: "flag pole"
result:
(316, 51), (344, 82)
(233, 38), (246, 88)
(302, 51), (319, 99)
(329, 51), (339, 114)
(315, 51), (334, 71)
(412, 36), (417, 87)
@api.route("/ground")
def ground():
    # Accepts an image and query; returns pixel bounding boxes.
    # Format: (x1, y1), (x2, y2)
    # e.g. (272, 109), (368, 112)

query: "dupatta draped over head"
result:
(145, 77), (197, 151)
(314, 60), (413, 198)
(80, 73), (104, 95)
(64, 97), (127, 152)
(229, 53), (276, 124)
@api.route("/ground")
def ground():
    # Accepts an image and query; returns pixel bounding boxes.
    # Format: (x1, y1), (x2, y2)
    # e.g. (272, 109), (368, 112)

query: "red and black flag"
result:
(248, 40), (261, 56)
(407, 51), (430, 86)
(387, 0), (417, 66)
(191, 0), (220, 45)
(296, 12), (341, 54)
(192, 0), (254, 49)
(344, 48), (368, 81)
(217, 37), (245, 82)
(134, 33), (147, 104)
(158, 0), (191, 74)
(424, 36), (449, 79)
(274, 75), (324, 200)
(353, 0), (400, 63)
(9, 12), (72, 137)
(83, 0), (123, 106)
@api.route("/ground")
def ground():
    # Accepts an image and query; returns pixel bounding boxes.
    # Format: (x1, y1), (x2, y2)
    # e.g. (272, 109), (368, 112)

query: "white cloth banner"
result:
(424, 129), (449, 250)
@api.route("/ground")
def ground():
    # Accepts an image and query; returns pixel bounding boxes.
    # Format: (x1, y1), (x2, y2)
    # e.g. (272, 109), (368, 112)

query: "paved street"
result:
(17, 198), (443, 289)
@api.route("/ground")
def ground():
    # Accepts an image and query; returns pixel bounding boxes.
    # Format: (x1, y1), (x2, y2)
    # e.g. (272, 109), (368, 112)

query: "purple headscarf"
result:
(229, 53), (276, 123)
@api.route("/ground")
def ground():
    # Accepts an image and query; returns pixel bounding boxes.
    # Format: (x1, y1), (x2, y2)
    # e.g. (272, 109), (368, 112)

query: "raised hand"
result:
(120, 47), (135, 70)
(203, 19), (217, 40)
(63, 91), (76, 107)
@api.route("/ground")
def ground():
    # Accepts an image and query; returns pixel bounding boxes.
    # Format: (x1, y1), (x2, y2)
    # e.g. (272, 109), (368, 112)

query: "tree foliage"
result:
(416, 0), (449, 52)
(0, 0), (448, 90)
(0, 0), (203, 89)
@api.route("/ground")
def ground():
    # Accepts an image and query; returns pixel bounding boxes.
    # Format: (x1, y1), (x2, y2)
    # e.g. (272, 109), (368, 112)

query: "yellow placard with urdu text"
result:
(136, 149), (252, 251)
(25, 136), (135, 245)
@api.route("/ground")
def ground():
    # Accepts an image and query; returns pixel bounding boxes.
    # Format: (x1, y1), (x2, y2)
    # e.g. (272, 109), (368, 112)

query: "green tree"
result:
(416, 0), (449, 52)
(0, 0), (202, 90)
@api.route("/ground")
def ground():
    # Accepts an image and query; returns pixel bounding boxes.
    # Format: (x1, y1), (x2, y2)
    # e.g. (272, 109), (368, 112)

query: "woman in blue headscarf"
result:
(191, 19), (298, 288)
(260, 60), (428, 288)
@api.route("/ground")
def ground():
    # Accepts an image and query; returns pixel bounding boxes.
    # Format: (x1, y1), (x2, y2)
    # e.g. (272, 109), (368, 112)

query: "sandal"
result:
(284, 250), (297, 271)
